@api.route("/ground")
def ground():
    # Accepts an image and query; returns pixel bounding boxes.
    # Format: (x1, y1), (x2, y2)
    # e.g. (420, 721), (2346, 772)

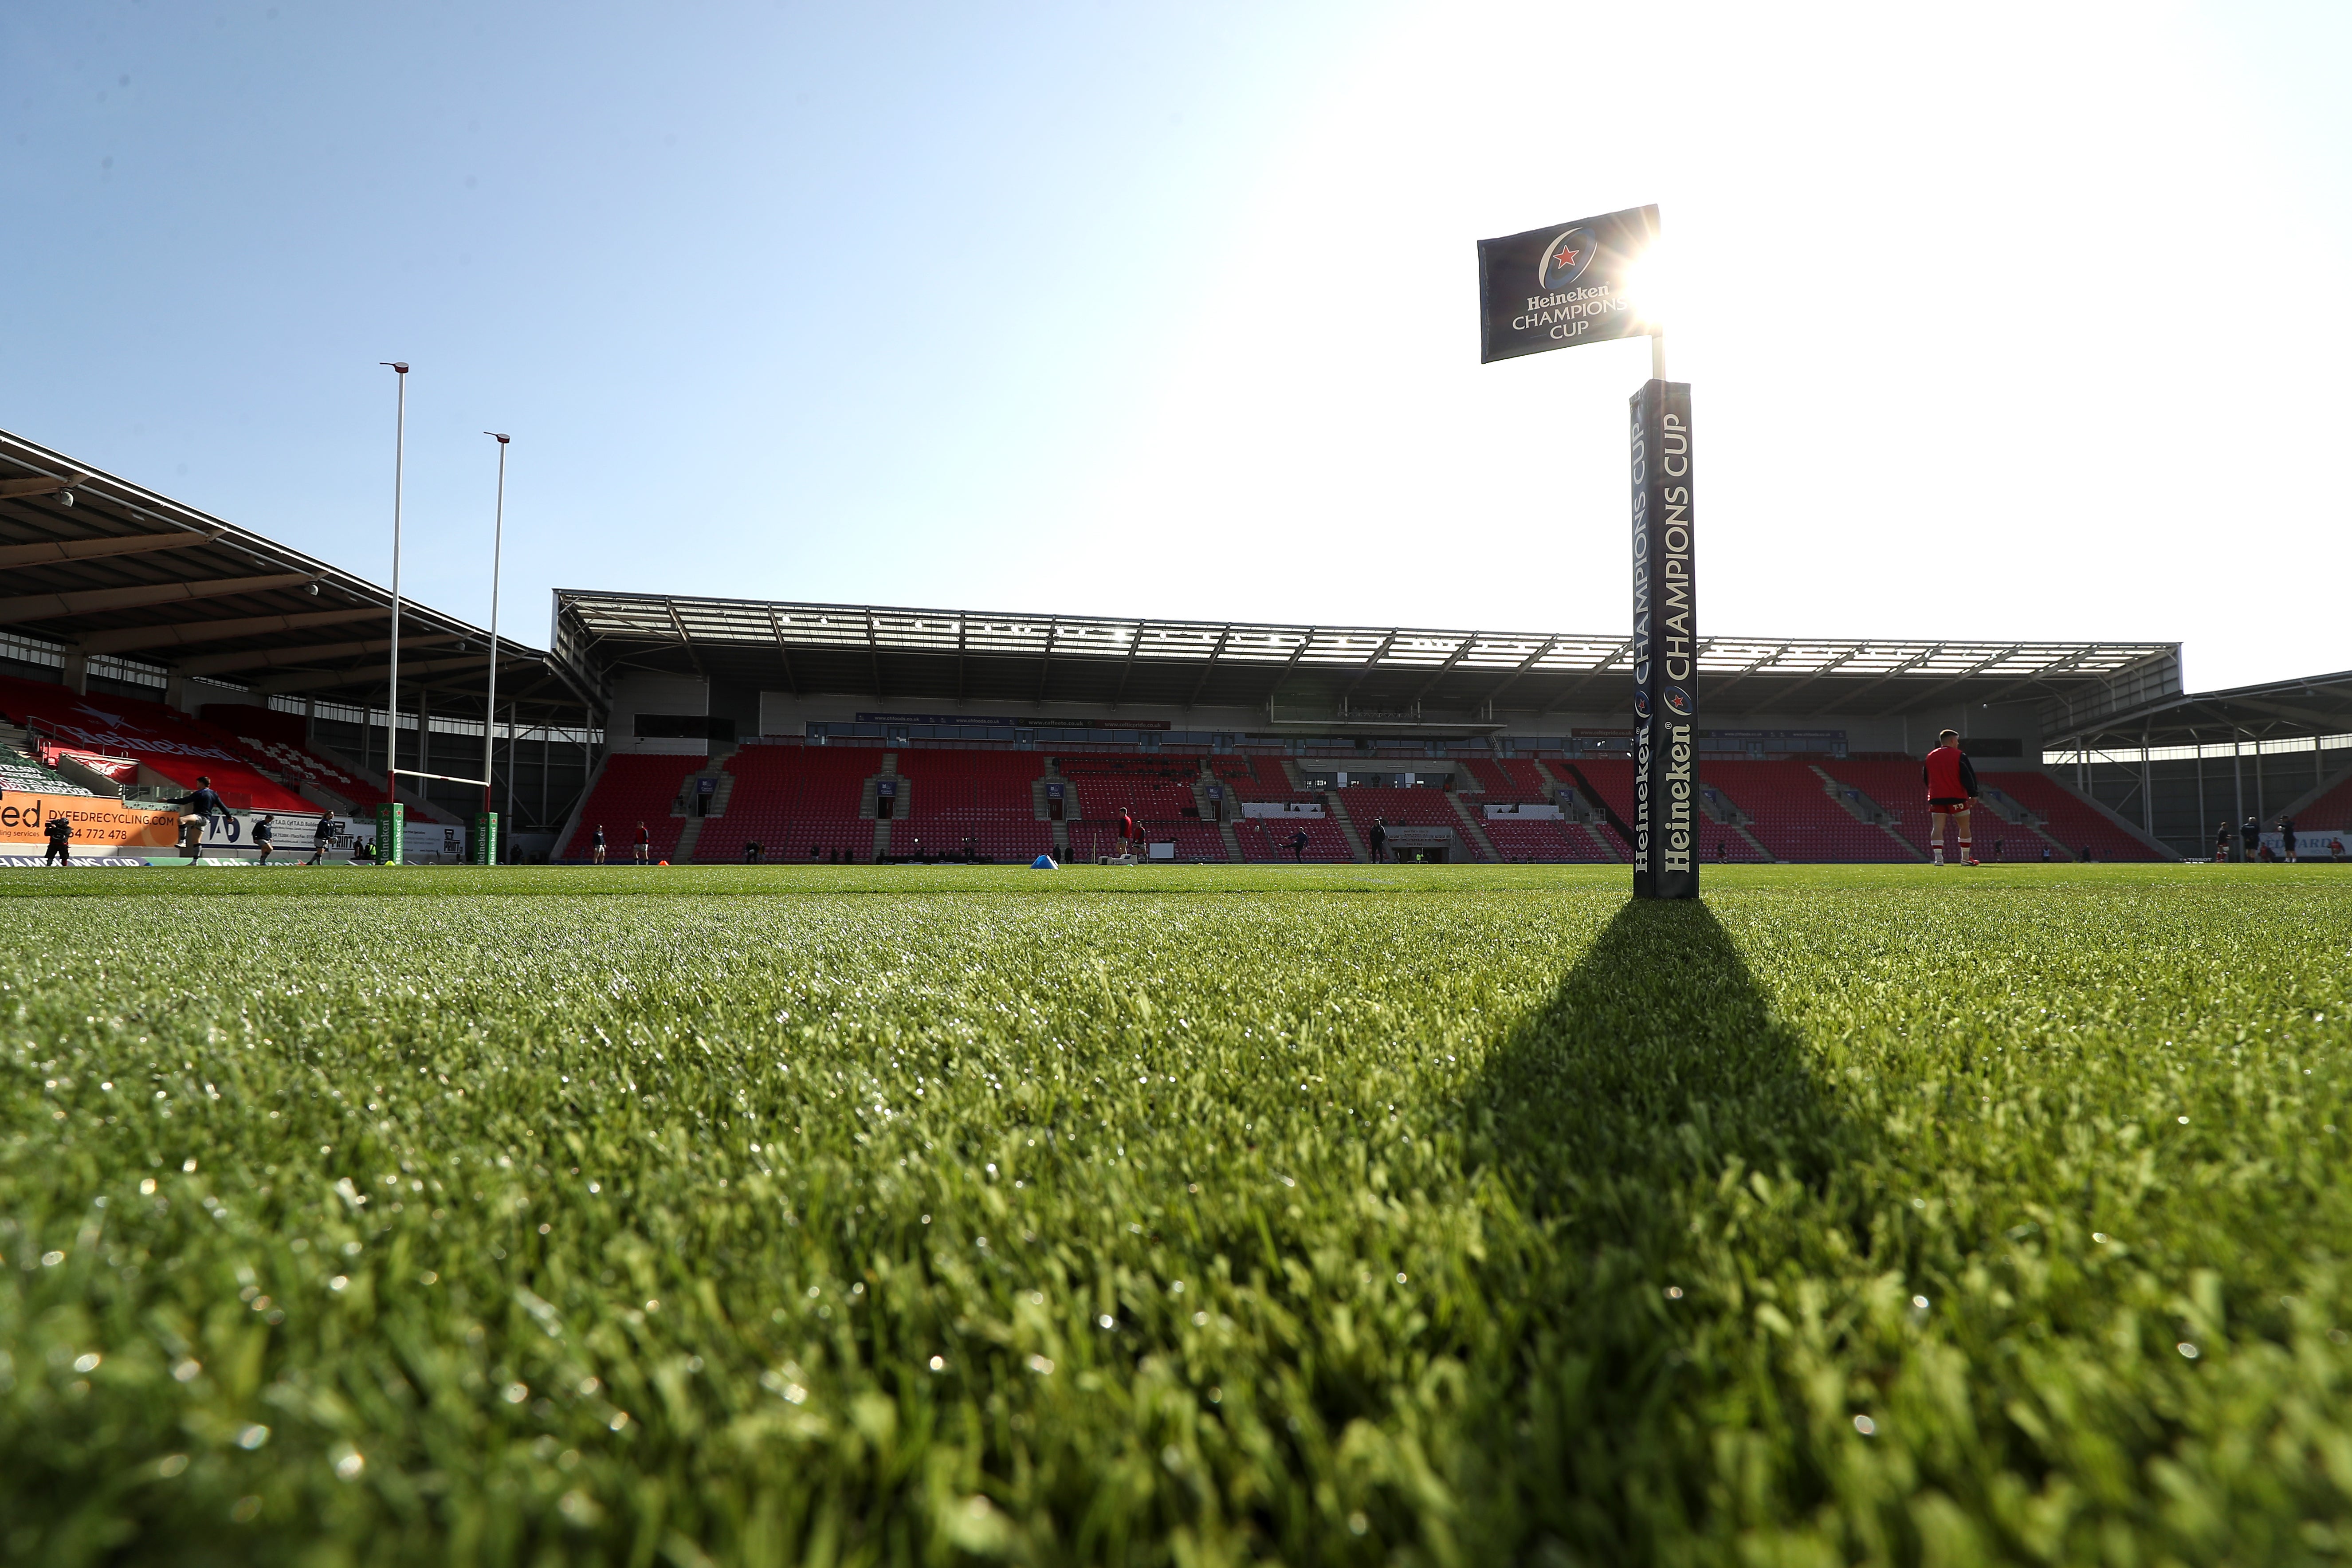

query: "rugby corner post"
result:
(1628, 373), (1697, 899)
(1476, 202), (1696, 898)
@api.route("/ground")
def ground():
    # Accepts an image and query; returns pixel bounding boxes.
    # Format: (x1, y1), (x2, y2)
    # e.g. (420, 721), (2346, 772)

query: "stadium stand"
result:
(1694, 761), (1914, 863)
(1984, 770), (2162, 861)
(1059, 755), (1203, 818)
(0, 737), (94, 795)
(691, 743), (879, 863)
(893, 749), (1054, 862)
(199, 704), (392, 812)
(0, 675), (314, 813)
(561, 754), (702, 861)
(1234, 814), (1355, 862)
(1479, 815), (1613, 862)
(1458, 757), (1561, 803)
(1339, 786), (1461, 829)
(1069, 818), (1229, 861)
(2298, 772), (2352, 830)
(1561, 759), (1638, 856)
(1211, 755), (1317, 802)
(1054, 755), (1234, 860)
(1339, 786), (1489, 861)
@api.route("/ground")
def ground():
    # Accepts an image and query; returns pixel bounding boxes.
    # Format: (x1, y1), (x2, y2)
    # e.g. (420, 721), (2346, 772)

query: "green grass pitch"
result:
(4, 863), (2350, 1565)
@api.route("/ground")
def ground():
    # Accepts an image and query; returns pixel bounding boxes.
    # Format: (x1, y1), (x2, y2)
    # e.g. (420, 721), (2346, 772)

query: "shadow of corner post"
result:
(1453, 896), (1857, 1560)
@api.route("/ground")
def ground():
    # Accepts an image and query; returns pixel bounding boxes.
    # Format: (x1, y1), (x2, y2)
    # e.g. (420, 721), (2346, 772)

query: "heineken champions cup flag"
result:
(1476, 204), (1657, 363)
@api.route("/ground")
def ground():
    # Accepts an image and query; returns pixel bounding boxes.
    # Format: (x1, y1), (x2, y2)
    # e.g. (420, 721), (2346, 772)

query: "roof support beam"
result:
(1535, 639), (1633, 715)
(1339, 631), (1402, 702)
(1111, 622), (1149, 708)
(1885, 643), (2027, 716)
(765, 606), (800, 696)
(1818, 643), (1947, 716)
(664, 598), (707, 680)
(1410, 634), (1484, 703)
(255, 650), (540, 695)
(1185, 625), (1234, 708)
(1033, 621), (1059, 703)
(0, 472), (87, 499)
(1753, 646), (1865, 710)
(74, 605), (387, 655)
(173, 633), (464, 677)
(0, 571), (314, 624)
(0, 530), (222, 569)
(1479, 635), (1563, 709)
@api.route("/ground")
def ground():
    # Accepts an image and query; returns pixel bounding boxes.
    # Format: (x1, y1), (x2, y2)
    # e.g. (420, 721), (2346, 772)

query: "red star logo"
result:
(1551, 245), (1579, 271)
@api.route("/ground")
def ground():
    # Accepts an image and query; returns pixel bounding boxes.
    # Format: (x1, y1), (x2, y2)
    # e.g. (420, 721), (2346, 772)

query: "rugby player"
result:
(1922, 730), (1980, 867)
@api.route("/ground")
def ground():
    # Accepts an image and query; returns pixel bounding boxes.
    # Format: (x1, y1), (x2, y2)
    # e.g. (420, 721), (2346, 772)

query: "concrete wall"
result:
(607, 673), (710, 757)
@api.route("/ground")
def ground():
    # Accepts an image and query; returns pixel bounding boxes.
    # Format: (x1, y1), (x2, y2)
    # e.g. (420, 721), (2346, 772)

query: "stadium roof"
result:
(2043, 666), (2352, 749)
(554, 589), (2182, 726)
(0, 428), (590, 727)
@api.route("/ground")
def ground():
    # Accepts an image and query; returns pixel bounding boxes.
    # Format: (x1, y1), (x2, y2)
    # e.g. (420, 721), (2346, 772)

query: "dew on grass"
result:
(2178, 1343), (2199, 1359)
(236, 1424), (270, 1450)
(1853, 1415), (1876, 1435)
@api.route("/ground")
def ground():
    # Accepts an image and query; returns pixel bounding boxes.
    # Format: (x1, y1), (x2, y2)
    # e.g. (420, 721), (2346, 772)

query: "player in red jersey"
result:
(1923, 729), (1980, 866)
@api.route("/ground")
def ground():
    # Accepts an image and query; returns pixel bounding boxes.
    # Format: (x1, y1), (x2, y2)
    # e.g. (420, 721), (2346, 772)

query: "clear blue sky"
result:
(5, 2), (2347, 690)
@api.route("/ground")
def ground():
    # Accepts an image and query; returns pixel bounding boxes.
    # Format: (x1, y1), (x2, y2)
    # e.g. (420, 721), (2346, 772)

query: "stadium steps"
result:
(1, 732), (104, 795)
(1190, 776), (1244, 863)
(1973, 792), (2074, 861)
(1555, 761), (1637, 850)
(1032, 766), (1076, 860)
(1446, 792), (1500, 861)
(1524, 762), (1625, 860)
(1803, 764), (1924, 857)
(666, 763), (735, 865)
(0, 727), (96, 796)
(1319, 792), (1372, 861)
(2038, 774), (2180, 860)
(870, 752), (898, 860)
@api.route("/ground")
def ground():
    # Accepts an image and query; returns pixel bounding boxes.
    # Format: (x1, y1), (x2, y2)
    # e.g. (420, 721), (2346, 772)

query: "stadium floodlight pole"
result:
(481, 432), (510, 823)
(381, 362), (408, 786)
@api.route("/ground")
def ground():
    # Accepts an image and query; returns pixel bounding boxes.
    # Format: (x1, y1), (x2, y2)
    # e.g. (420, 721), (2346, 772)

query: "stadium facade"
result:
(3, 428), (2348, 864)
